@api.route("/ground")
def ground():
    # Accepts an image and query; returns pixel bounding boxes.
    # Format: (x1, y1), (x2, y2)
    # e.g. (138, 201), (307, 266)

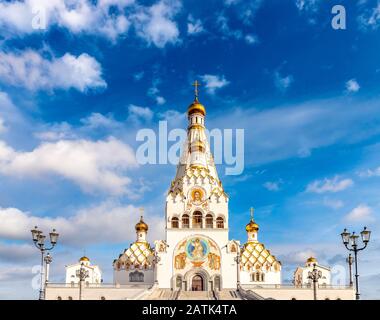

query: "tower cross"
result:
(250, 207), (254, 221)
(192, 80), (201, 101)
(139, 207), (144, 220)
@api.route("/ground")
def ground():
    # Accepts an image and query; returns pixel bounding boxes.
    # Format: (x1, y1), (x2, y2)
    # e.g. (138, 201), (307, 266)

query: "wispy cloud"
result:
(274, 71), (294, 92)
(306, 176), (353, 194)
(200, 74), (230, 95)
(263, 180), (282, 192)
(346, 79), (360, 93)
(187, 15), (204, 35)
(345, 204), (374, 222)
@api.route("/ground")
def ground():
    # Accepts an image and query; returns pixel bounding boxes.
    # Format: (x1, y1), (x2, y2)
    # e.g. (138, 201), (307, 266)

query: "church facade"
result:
(112, 89), (281, 291)
(45, 88), (354, 300)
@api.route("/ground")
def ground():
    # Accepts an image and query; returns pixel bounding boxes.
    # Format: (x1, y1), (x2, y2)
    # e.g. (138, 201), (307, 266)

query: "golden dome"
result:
(188, 99), (206, 116)
(135, 217), (148, 232)
(79, 256), (90, 262)
(307, 257), (317, 263)
(246, 219), (259, 233)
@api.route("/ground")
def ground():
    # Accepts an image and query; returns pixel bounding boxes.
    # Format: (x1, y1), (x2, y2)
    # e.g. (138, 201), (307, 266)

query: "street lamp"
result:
(340, 227), (371, 300)
(31, 226), (59, 300)
(44, 253), (53, 285)
(232, 240), (242, 291)
(346, 254), (354, 287)
(76, 262), (90, 300)
(308, 263), (322, 300)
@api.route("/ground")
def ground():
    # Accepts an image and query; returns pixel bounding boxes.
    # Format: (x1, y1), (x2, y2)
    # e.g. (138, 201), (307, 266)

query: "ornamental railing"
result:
(241, 284), (353, 290)
(45, 283), (152, 289)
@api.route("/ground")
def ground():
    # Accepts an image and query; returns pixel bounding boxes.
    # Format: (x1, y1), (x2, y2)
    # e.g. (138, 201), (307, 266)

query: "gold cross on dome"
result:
(139, 207), (144, 220)
(192, 80), (201, 101)
(250, 207), (254, 220)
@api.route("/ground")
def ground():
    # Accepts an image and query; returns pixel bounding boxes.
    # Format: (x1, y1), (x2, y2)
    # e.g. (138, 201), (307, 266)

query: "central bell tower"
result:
(154, 81), (237, 291)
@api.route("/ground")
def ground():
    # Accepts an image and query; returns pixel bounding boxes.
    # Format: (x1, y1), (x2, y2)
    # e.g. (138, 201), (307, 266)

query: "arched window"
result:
(216, 217), (224, 228)
(57, 296), (62, 300)
(193, 211), (202, 228)
(101, 296), (106, 300)
(68, 296), (73, 300)
(205, 214), (213, 228)
(182, 214), (189, 228)
(129, 270), (144, 282)
(171, 217), (179, 228)
(255, 272), (261, 282)
(261, 273), (265, 282)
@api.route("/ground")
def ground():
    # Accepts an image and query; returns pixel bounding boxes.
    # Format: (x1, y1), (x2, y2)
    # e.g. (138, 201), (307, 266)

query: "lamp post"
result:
(31, 226), (59, 300)
(308, 263), (322, 300)
(76, 262), (89, 300)
(44, 253), (53, 285)
(340, 227), (371, 300)
(346, 254), (354, 287)
(152, 250), (161, 286)
(232, 240), (242, 290)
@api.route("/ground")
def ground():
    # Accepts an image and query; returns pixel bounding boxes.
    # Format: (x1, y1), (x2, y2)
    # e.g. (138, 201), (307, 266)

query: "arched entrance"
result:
(191, 274), (204, 291)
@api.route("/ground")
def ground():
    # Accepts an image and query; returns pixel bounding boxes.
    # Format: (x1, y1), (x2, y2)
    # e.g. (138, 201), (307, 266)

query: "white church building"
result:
(45, 87), (354, 300)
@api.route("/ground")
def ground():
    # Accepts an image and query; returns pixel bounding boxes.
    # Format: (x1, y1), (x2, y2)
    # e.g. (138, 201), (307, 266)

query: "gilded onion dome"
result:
(246, 207), (259, 232)
(79, 256), (90, 262)
(135, 216), (148, 232)
(188, 99), (206, 116)
(246, 219), (259, 233)
(307, 257), (317, 263)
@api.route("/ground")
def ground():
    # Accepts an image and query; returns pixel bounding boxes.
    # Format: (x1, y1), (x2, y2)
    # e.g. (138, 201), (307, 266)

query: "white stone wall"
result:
(45, 285), (150, 300)
(240, 270), (281, 286)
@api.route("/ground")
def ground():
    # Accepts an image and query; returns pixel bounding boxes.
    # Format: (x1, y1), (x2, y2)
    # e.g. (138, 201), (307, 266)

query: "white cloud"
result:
(187, 15), (204, 35)
(128, 104), (153, 123)
(358, 2), (380, 30)
(0, 202), (165, 245)
(133, 71), (145, 81)
(295, 0), (320, 12)
(200, 74), (230, 95)
(263, 181), (282, 191)
(274, 71), (294, 92)
(358, 166), (380, 177)
(132, 0), (181, 48)
(0, 49), (107, 92)
(80, 113), (120, 130)
(0, 138), (137, 195)
(345, 204), (374, 222)
(158, 109), (186, 126)
(0, 242), (35, 263)
(245, 34), (258, 45)
(346, 79), (360, 93)
(306, 176), (353, 194)
(279, 248), (317, 265)
(210, 96), (380, 166)
(0, 0), (134, 41)
(0, 0), (184, 47)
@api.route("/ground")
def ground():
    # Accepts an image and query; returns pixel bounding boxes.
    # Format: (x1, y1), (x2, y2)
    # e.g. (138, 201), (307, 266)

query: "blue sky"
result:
(0, 0), (380, 299)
